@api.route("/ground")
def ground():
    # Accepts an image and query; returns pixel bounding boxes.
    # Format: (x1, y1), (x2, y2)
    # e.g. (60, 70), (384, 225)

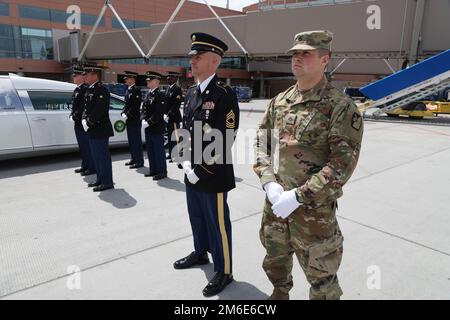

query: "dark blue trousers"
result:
(89, 138), (113, 186)
(186, 184), (232, 274)
(167, 122), (180, 160)
(126, 123), (144, 164)
(74, 124), (95, 171)
(145, 132), (167, 175)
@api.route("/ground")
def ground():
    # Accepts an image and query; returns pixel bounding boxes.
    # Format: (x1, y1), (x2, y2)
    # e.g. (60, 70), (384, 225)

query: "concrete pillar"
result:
(408, 0), (426, 63)
(259, 75), (265, 99)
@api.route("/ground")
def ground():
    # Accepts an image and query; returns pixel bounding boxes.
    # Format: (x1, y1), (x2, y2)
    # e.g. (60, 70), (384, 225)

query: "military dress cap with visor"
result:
(146, 71), (163, 81)
(72, 66), (86, 76)
(166, 71), (181, 78)
(287, 30), (333, 54)
(123, 71), (139, 79)
(83, 64), (108, 73)
(188, 33), (228, 57)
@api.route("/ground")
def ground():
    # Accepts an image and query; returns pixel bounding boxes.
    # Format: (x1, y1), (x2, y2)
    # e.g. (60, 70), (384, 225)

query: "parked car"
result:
(232, 86), (252, 103)
(0, 74), (135, 161)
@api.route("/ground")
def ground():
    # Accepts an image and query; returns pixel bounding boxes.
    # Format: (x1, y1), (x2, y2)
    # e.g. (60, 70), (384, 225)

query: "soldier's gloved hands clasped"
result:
(82, 119), (89, 132)
(163, 114), (169, 123)
(272, 189), (301, 219)
(142, 120), (149, 129)
(186, 169), (199, 185)
(264, 182), (284, 204)
(121, 113), (128, 121)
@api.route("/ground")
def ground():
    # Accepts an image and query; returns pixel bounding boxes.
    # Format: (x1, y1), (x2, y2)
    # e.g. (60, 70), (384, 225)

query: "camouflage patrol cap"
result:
(287, 30), (333, 54)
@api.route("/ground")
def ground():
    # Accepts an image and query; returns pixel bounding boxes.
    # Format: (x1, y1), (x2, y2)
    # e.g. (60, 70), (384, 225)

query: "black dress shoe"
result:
(88, 181), (101, 188)
(81, 170), (96, 176)
(166, 155), (171, 160)
(168, 159), (173, 163)
(203, 273), (233, 297)
(74, 168), (87, 174)
(93, 184), (114, 192)
(153, 172), (167, 181)
(125, 161), (134, 166)
(130, 163), (144, 169)
(144, 172), (156, 177)
(173, 252), (209, 269)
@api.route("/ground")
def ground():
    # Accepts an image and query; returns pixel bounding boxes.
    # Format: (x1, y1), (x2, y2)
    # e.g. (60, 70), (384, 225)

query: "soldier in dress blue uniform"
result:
(173, 33), (240, 297)
(82, 65), (115, 192)
(164, 71), (183, 163)
(141, 71), (168, 181)
(121, 71), (144, 169)
(70, 66), (96, 176)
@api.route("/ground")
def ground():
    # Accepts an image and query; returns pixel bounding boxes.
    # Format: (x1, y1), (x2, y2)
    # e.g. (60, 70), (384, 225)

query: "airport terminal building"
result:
(0, 0), (249, 85)
(0, 0), (448, 97)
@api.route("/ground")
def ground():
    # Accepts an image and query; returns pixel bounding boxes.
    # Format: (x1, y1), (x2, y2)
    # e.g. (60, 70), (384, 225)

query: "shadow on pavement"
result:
(97, 188), (138, 209)
(0, 147), (130, 179)
(157, 177), (186, 192)
(196, 264), (268, 300)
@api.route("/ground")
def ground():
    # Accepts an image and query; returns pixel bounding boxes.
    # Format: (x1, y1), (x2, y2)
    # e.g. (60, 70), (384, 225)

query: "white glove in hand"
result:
(142, 120), (149, 129)
(186, 169), (199, 185)
(264, 182), (284, 205)
(182, 161), (192, 175)
(163, 114), (169, 123)
(272, 189), (301, 219)
(121, 113), (128, 120)
(69, 115), (74, 121)
(82, 119), (89, 132)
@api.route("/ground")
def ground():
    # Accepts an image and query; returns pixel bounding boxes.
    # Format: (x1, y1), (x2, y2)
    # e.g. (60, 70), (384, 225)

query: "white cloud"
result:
(190, 0), (258, 11)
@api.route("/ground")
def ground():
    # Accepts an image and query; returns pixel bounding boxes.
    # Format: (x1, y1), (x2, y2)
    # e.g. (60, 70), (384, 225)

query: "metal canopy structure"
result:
(74, 0), (249, 63)
(59, 0), (450, 75)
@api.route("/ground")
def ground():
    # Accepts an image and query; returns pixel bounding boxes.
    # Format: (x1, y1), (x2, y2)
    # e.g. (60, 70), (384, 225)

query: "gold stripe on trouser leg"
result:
(173, 123), (179, 143)
(217, 193), (231, 274)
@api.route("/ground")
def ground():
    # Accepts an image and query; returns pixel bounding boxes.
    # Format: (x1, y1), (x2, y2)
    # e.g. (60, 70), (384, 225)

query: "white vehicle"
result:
(0, 74), (133, 161)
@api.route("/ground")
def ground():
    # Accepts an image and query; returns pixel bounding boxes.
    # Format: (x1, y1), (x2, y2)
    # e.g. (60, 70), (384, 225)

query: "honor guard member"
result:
(254, 31), (364, 300)
(70, 66), (96, 176)
(173, 33), (240, 297)
(82, 64), (115, 192)
(164, 71), (183, 162)
(141, 71), (168, 181)
(121, 71), (144, 169)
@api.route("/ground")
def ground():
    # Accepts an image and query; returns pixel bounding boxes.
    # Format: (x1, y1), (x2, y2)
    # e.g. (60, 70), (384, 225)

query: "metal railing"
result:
(258, 0), (370, 11)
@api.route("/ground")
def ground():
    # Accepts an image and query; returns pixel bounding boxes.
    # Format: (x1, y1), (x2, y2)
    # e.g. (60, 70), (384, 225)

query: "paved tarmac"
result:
(1, 100), (449, 300)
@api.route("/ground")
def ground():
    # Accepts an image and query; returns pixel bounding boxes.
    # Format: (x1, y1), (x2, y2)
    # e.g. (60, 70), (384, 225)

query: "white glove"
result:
(264, 182), (284, 205)
(142, 120), (149, 129)
(182, 161), (192, 175)
(271, 189), (301, 219)
(69, 115), (74, 121)
(163, 114), (169, 123)
(121, 113), (128, 120)
(186, 169), (199, 185)
(82, 119), (89, 132)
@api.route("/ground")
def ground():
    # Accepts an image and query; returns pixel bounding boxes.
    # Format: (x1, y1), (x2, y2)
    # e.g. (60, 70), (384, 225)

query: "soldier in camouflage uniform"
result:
(253, 31), (364, 300)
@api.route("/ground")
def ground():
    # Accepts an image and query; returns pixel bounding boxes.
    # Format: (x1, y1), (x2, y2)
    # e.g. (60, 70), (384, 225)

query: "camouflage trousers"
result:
(259, 198), (344, 300)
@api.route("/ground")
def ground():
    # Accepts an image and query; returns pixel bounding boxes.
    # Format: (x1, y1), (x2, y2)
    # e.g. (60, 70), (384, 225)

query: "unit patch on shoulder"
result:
(351, 112), (362, 131)
(226, 110), (235, 129)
